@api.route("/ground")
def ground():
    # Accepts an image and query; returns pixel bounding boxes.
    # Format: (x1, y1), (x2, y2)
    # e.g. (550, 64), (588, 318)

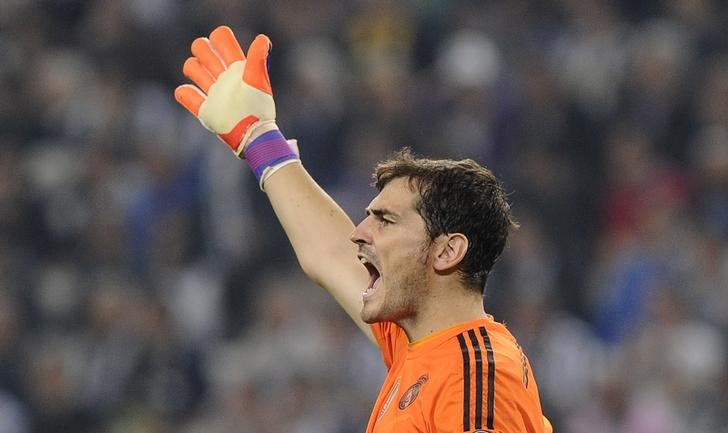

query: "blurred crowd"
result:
(1, 0), (727, 432)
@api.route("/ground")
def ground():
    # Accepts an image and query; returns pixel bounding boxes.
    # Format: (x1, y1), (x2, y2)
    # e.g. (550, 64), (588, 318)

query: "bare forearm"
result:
(264, 162), (354, 278)
(263, 162), (373, 339)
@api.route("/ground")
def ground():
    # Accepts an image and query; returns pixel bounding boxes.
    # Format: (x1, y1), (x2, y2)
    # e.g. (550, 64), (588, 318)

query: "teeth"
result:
(360, 257), (367, 264)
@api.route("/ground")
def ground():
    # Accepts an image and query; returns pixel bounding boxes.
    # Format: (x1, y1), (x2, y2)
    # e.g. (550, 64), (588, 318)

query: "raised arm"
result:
(263, 163), (372, 340)
(174, 26), (373, 341)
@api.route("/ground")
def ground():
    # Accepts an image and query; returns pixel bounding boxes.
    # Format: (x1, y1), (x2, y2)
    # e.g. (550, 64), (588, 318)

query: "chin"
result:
(362, 316), (377, 325)
(361, 305), (388, 324)
(360, 309), (377, 324)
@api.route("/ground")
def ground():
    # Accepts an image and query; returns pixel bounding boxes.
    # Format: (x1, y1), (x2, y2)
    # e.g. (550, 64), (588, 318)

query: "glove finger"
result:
(191, 37), (226, 78)
(182, 57), (214, 93)
(243, 34), (272, 95)
(209, 26), (246, 67)
(174, 84), (206, 116)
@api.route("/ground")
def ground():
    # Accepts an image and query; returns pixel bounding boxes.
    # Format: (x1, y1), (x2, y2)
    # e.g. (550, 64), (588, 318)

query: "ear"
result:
(432, 233), (469, 273)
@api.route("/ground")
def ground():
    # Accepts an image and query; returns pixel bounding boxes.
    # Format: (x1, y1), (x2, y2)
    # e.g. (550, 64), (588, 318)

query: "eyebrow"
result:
(365, 207), (400, 219)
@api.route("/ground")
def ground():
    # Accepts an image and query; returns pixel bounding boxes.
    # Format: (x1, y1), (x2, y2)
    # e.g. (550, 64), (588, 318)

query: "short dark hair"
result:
(373, 149), (518, 292)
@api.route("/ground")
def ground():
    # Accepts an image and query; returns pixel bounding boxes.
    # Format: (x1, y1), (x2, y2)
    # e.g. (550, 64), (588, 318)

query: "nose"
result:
(349, 217), (371, 245)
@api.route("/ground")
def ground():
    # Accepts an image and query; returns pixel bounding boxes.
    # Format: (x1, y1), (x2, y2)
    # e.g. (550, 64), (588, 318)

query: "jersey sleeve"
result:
(370, 321), (408, 370)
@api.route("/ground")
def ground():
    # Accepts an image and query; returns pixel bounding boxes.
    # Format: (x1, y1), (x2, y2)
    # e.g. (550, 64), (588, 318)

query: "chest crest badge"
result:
(398, 374), (429, 410)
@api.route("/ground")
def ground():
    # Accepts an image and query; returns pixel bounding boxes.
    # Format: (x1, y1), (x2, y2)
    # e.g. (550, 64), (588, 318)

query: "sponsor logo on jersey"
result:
(398, 374), (429, 410)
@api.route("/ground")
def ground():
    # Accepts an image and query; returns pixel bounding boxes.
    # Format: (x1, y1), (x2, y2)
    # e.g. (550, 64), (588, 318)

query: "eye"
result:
(377, 216), (393, 226)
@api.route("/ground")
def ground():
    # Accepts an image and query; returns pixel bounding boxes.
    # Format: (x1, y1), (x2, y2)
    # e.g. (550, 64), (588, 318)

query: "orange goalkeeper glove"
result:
(174, 26), (299, 188)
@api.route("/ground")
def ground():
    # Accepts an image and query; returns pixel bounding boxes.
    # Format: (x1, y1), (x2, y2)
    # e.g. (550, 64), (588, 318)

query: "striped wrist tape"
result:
(243, 129), (300, 189)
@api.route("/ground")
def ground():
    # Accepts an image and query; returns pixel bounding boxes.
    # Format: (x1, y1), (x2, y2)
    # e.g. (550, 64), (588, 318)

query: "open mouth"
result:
(359, 256), (382, 298)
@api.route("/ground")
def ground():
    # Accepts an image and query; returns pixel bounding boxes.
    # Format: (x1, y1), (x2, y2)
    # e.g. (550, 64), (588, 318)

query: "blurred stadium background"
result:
(1, 0), (727, 432)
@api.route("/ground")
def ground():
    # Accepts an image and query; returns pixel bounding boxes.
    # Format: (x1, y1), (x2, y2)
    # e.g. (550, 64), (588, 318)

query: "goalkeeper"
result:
(175, 26), (552, 433)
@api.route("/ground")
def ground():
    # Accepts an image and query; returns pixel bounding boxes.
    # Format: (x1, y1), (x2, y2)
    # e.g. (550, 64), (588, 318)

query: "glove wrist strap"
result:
(243, 129), (300, 189)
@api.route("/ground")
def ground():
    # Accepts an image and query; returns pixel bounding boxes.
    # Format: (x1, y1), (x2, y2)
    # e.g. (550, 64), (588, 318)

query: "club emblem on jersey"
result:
(398, 374), (429, 410)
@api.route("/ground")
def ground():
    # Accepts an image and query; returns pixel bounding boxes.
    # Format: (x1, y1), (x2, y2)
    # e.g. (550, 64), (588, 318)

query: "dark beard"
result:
(378, 247), (431, 323)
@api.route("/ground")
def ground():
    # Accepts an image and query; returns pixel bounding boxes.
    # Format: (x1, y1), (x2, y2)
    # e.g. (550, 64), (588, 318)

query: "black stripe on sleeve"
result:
(467, 329), (484, 430)
(456, 333), (470, 432)
(479, 326), (496, 430)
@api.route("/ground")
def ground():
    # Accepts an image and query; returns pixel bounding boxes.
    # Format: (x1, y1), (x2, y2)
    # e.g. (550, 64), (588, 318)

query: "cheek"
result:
(384, 245), (428, 279)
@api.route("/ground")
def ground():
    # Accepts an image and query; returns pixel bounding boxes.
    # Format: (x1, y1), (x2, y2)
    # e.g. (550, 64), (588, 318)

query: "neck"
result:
(399, 282), (487, 343)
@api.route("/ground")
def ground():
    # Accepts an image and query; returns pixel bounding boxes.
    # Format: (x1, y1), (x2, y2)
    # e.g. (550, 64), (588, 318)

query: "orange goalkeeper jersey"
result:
(366, 316), (552, 433)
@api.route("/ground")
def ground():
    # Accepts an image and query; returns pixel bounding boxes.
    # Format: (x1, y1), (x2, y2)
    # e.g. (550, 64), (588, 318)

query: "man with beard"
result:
(175, 26), (552, 433)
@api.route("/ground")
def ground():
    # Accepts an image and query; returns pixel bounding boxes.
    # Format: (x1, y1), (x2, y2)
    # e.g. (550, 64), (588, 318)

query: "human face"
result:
(350, 177), (433, 324)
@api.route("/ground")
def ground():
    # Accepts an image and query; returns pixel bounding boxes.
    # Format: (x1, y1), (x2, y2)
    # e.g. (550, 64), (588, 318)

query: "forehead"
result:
(369, 177), (419, 212)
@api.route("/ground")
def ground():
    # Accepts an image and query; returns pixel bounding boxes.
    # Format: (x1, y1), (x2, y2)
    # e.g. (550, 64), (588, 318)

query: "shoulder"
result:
(442, 321), (525, 375)
(427, 322), (541, 433)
